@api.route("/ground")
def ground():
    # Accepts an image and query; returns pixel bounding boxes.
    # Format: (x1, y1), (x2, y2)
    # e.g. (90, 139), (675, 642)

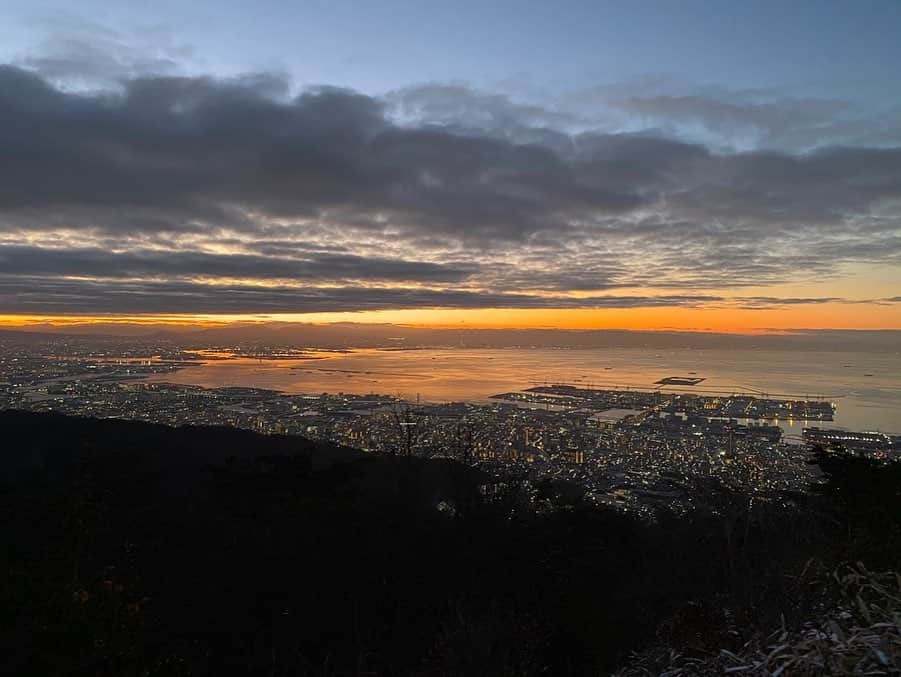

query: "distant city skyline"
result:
(1, 1), (900, 331)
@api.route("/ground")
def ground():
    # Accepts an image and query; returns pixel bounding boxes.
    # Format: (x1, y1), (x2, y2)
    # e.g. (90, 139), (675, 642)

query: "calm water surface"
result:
(146, 348), (901, 434)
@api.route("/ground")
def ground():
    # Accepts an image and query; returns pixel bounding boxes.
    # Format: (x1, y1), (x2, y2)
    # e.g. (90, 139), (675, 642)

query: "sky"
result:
(0, 0), (900, 332)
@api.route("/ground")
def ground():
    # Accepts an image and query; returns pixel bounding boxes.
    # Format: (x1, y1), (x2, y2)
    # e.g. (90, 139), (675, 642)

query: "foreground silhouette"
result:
(1, 411), (898, 676)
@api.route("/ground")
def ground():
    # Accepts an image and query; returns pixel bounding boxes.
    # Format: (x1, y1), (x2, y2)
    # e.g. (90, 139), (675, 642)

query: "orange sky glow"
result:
(2, 300), (899, 334)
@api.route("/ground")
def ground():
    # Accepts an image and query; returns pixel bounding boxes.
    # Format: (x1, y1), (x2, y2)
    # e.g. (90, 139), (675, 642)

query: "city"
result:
(3, 338), (896, 520)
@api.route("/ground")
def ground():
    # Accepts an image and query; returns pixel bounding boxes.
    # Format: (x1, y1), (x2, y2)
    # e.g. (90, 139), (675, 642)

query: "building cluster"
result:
(506, 384), (835, 422)
(802, 427), (897, 461)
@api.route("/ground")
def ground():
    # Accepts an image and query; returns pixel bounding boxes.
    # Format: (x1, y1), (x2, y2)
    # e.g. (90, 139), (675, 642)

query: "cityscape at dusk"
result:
(1, 2), (899, 675)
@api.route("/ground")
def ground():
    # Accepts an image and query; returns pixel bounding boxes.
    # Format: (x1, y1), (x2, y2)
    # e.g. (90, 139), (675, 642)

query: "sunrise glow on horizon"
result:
(3, 300), (900, 334)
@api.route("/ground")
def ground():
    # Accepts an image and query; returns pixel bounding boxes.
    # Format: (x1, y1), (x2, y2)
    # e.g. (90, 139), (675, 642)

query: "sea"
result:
(144, 347), (901, 436)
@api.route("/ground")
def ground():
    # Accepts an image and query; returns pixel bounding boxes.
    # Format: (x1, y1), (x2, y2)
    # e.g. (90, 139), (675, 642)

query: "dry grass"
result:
(617, 563), (901, 676)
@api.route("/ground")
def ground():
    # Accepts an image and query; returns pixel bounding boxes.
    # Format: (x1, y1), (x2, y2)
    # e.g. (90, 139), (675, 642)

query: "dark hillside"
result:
(1, 411), (898, 676)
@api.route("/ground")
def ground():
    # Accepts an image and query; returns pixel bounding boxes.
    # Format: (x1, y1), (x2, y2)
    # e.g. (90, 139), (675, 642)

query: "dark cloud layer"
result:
(0, 245), (475, 283)
(0, 65), (899, 315)
(0, 66), (653, 242)
(4, 65), (899, 240)
(0, 276), (724, 314)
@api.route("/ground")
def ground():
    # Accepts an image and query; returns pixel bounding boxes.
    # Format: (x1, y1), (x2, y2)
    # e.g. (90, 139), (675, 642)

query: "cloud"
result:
(386, 83), (582, 149)
(0, 276), (725, 314)
(732, 297), (844, 310)
(0, 66), (655, 244)
(0, 63), (899, 315)
(607, 94), (852, 149)
(568, 79), (901, 151)
(16, 14), (194, 89)
(0, 245), (476, 284)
